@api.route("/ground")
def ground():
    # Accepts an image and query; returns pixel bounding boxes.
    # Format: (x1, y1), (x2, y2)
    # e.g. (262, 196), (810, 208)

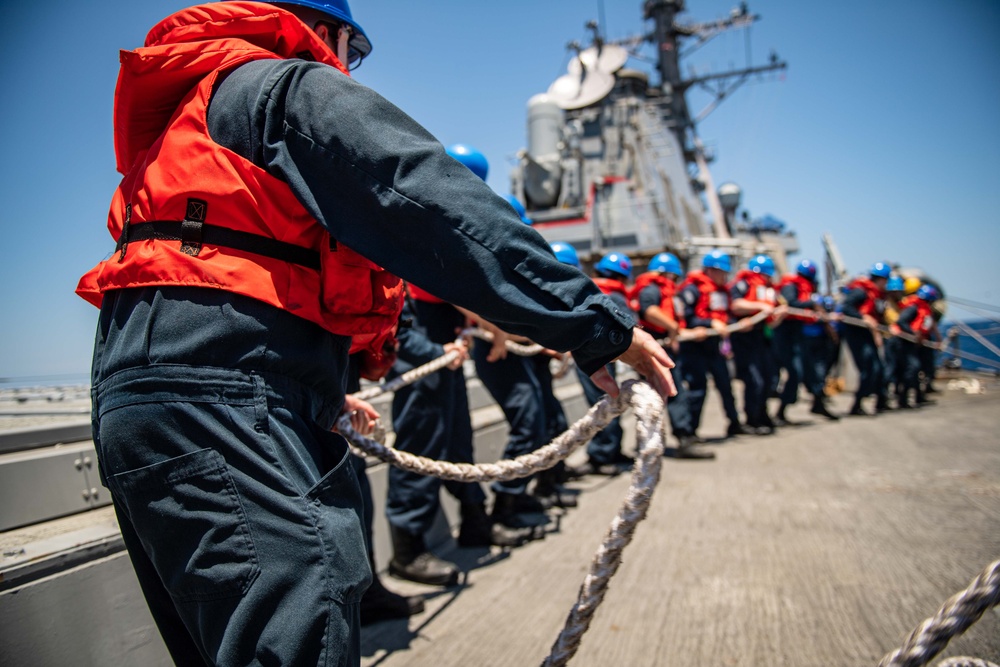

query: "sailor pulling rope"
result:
(341, 318), (997, 665)
(340, 380), (665, 667)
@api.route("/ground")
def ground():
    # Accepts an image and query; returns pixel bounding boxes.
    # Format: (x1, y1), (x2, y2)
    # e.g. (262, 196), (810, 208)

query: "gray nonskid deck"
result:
(1, 375), (997, 666)
(361, 385), (1000, 666)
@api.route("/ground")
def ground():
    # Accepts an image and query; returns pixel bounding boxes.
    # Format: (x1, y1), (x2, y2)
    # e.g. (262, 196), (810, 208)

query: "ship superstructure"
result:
(512, 0), (797, 271)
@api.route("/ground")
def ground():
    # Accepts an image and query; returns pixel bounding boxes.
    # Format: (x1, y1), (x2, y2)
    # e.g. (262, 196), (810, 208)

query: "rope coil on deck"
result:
(340, 380), (666, 667)
(878, 558), (1000, 667)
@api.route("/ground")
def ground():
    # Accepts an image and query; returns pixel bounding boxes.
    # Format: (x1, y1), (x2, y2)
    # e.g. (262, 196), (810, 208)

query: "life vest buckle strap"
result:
(180, 198), (207, 256)
(117, 203), (132, 263)
(107, 220), (322, 271)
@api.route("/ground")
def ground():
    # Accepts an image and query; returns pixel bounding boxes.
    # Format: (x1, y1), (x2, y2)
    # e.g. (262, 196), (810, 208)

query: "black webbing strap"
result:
(114, 199), (321, 271)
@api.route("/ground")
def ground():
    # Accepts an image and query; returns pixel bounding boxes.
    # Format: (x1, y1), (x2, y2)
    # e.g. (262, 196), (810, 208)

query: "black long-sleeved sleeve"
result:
(841, 288), (867, 319)
(896, 305), (919, 335)
(207, 59), (631, 374)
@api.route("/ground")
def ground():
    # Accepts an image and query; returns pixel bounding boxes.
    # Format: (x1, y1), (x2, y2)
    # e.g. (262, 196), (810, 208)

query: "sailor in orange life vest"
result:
(841, 262), (893, 416)
(443, 145), (570, 534)
(382, 146), (542, 597)
(893, 284), (942, 408)
(881, 275), (908, 402)
(630, 252), (706, 458)
(727, 254), (788, 435)
(676, 250), (754, 442)
(571, 253), (638, 475)
(74, 2), (676, 665)
(773, 259), (840, 423)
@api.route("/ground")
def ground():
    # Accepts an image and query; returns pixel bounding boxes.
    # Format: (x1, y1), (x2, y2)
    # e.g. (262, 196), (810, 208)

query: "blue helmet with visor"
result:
(748, 254), (775, 277)
(596, 252), (633, 279)
(276, 1), (372, 68)
(445, 144), (489, 181)
(702, 249), (732, 273)
(648, 252), (682, 277)
(506, 195), (531, 224)
(550, 242), (580, 268)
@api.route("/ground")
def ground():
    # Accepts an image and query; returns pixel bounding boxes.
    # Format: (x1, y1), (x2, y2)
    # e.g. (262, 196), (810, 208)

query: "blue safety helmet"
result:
(869, 261), (892, 279)
(276, 1), (372, 67)
(748, 254), (775, 277)
(596, 252), (633, 279)
(445, 144), (488, 181)
(796, 259), (818, 282)
(648, 252), (682, 277)
(886, 275), (905, 292)
(550, 242), (580, 268)
(917, 284), (940, 302)
(702, 249), (732, 273)
(506, 195), (531, 224)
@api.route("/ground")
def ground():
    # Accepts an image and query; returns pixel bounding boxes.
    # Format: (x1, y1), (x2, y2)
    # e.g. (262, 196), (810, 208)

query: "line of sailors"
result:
(578, 247), (944, 435)
(361, 144), (945, 624)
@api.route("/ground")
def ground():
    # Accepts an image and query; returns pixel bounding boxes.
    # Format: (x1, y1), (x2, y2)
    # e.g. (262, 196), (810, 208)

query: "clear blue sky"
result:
(1, 0), (998, 380)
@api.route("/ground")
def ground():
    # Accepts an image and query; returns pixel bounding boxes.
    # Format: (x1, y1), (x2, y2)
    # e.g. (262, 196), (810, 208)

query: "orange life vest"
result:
(629, 272), (677, 335)
(679, 270), (729, 324)
(777, 273), (819, 322)
(75, 2), (403, 357)
(592, 277), (629, 300)
(897, 295), (935, 337)
(847, 276), (886, 321)
(729, 269), (778, 326)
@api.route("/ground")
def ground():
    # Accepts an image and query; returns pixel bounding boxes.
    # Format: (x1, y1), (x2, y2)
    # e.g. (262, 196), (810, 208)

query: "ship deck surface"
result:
(361, 382), (1000, 666)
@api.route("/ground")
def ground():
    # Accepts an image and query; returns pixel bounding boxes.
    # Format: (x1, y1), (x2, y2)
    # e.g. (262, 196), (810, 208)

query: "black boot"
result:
(533, 469), (579, 509)
(848, 397), (868, 416)
(457, 502), (492, 547)
(875, 394), (891, 413)
(726, 421), (753, 437)
(388, 526), (459, 587)
(458, 501), (535, 548)
(772, 404), (791, 426)
(675, 434), (715, 460)
(810, 397), (840, 420)
(491, 491), (550, 531)
(360, 571), (425, 625)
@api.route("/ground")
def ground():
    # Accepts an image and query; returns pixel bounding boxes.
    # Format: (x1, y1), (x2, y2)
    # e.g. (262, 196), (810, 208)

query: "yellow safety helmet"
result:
(903, 277), (921, 295)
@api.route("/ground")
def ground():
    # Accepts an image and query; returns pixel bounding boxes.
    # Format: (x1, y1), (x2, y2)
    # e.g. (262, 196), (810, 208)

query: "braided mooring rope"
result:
(934, 659), (999, 667)
(353, 328), (545, 403)
(340, 380), (666, 667)
(462, 327), (545, 356)
(341, 324), (997, 665)
(541, 381), (665, 667)
(353, 349), (461, 402)
(878, 558), (1000, 667)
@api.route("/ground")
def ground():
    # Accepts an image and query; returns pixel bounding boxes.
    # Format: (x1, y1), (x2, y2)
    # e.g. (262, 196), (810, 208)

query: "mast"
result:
(642, 0), (787, 237)
(643, 0), (690, 149)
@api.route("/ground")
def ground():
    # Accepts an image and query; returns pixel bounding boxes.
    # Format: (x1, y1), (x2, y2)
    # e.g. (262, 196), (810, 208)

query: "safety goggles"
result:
(324, 20), (364, 70)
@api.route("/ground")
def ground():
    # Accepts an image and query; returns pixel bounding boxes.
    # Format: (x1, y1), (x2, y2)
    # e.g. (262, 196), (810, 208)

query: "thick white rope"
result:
(342, 320), (997, 665)
(671, 308), (771, 342)
(461, 327), (545, 356)
(785, 307), (1000, 370)
(878, 558), (1000, 667)
(353, 349), (461, 402)
(340, 380), (643, 482)
(340, 380), (666, 667)
(352, 329), (549, 403)
(540, 381), (665, 667)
